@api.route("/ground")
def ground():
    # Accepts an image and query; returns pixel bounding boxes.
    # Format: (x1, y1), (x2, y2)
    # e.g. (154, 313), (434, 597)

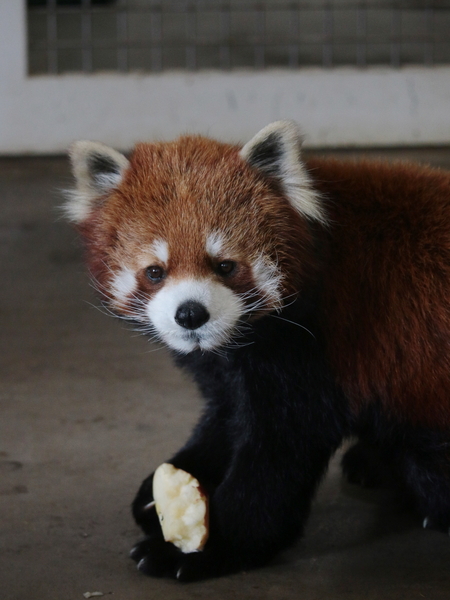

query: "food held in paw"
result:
(152, 463), (209, 553)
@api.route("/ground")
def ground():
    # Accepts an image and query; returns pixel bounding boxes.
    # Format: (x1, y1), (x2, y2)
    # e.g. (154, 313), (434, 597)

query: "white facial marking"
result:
(252, 256), (283, 309)
(151, 239), (169, 265)
(146, 278), (244, 353)
(206, 232), (224, 258)
(110, 266), (137, 303)
(136, 239), (169, 271)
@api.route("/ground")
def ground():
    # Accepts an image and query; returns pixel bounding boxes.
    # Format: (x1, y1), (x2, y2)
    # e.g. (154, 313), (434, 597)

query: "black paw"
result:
(130, 536), (182, 579)
(130, 536), (233, 582)
(131, 473), (234, 581)
(422, 515), (450, 535)
(342, 441), (395, 488)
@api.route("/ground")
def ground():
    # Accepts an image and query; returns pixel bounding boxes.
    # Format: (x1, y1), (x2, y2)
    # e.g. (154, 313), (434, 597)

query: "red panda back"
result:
(308, 157), (450, 428)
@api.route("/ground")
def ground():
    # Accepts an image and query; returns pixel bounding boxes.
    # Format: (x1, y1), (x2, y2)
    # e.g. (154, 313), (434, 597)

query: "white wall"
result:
(1, 2), (450, 154)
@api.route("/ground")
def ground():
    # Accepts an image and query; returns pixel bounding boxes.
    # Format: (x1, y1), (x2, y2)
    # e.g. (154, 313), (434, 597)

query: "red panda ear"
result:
(64, 141), (130, 223)
(240, 121), (326, 224)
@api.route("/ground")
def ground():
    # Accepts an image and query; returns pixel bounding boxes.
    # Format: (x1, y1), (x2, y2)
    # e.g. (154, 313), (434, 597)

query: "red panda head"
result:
(66, 121), (325, 353)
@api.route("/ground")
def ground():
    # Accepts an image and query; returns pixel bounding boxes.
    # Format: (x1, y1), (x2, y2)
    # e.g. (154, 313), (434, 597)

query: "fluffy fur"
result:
(67, 121), (450, 581)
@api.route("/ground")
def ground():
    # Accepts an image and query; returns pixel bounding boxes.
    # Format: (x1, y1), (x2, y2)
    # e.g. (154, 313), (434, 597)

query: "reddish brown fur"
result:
(80, 137), (450, 430)
(307, 157), (450, 428)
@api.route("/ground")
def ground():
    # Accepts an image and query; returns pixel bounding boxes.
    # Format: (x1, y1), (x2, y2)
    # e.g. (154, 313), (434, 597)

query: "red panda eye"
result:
(146, 265), (165, 282)
(217, 261), (236, 276)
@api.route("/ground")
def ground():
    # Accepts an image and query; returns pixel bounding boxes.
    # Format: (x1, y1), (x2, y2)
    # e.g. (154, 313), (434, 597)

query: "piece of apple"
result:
(152, 463), (209, 553)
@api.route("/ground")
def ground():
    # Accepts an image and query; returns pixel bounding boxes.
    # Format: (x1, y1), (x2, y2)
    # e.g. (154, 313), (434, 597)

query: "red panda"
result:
(67, 121), (450, 581)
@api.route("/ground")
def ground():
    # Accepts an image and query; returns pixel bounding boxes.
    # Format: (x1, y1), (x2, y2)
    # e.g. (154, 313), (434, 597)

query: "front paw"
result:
(130, 536), (234, 581)
(130, 536), (182, 579)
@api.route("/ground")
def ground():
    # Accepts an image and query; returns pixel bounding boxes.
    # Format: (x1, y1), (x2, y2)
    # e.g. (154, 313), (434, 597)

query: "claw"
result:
(423, 517), (429, 529)
(143, 500), (156, 510)
(137, 558), (147, 572)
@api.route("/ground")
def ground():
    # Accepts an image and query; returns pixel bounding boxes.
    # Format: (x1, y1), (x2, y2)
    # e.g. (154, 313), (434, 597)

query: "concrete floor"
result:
(2, 149), (450, 600)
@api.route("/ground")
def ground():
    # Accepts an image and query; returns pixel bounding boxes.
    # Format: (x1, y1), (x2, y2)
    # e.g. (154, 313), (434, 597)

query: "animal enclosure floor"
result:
(2, 148), (450, 600)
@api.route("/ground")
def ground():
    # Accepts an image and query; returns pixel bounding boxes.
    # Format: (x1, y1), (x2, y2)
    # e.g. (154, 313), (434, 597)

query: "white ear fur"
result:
(64, 141), (130, 223)
(240, 121), (326, 224)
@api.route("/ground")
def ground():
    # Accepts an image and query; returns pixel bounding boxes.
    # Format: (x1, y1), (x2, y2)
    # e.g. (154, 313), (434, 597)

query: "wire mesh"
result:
(27, 0), (450, 74)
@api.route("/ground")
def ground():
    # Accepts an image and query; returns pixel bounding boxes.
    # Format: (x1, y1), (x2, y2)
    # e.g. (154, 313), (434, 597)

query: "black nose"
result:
(175, 301), (210, 330)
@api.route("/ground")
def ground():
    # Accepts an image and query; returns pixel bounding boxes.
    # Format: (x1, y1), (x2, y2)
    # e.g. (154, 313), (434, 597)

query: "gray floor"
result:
(2, 149), (450, 600)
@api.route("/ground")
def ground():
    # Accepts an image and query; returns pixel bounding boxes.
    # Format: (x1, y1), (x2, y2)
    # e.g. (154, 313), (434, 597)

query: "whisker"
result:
(268, 314), (316, 339)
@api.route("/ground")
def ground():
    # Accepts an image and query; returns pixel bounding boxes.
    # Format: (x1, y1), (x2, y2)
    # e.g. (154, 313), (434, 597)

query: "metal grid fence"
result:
(28, 0), (450, 74)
